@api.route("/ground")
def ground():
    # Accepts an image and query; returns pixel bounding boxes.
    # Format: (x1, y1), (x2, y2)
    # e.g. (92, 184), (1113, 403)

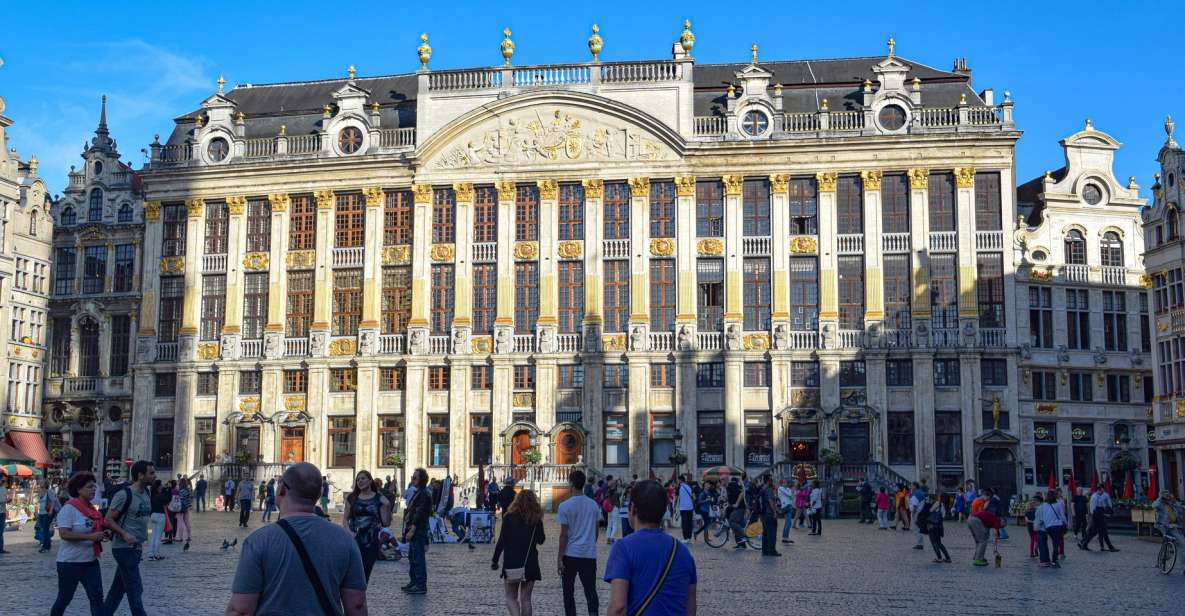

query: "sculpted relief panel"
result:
(432, 108), (675, 169)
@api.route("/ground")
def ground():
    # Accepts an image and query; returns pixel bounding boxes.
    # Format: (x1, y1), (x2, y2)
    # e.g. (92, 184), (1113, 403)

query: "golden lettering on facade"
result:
(907, 168), (929, 189)
(770, 174), (790, 193)
(452, 182), (475, 203)
(315, 190), (336, 209)
(430, 244), (455, 262)
(226, 196), (247, 215)
(815, 172), (837, 193)
(860, 170), (883, 191)
(954, 167), (976, 188)
(268, 193), (290, 212)
(789, 236), (818, 254)
(558, 240), (583, 259)
(363, 186), (386, 207)
(582, 179), (604, 199)
(536, 179), (558, 200)
(144, 201), (161, 220)
(514, 241), (539, 260)
(722, 175), (743, 196)
(697, 238), (724, 256)
(674, 176), (696, 197)
(650, 238), (675, 257)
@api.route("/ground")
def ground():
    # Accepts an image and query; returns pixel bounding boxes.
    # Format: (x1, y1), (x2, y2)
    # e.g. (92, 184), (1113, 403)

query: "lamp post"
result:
(672, 428), (685, 480)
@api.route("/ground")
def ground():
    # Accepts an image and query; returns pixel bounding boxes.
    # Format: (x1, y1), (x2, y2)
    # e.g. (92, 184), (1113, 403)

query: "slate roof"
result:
(1016, 167), (1069, 226)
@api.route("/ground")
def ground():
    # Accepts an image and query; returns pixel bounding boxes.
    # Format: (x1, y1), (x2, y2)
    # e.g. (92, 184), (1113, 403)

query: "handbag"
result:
(168, 495), (182, 513)
(503, 521), (538, 583)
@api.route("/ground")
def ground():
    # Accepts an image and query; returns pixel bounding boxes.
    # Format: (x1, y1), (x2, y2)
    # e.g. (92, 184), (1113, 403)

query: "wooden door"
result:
(281, 426), (305, 464)
(555, 429), (583, 465)
(511, 431), (531, 466)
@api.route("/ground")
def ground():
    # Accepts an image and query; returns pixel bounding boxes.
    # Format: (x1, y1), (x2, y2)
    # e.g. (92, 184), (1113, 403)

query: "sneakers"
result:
(972, 559), (988, 566)
(734, 543), (748, 550)
(912, 545), (924, 550)
(1051, 562), (1061, 568)
(1038, 562), (1051, 568)
(403, 586), (427, 595)
(183, 541), (190, 552)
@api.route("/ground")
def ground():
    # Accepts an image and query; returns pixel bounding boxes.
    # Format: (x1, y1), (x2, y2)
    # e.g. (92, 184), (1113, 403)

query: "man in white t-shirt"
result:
(677, 474), (696, 544)
(556, 469), (600, 616)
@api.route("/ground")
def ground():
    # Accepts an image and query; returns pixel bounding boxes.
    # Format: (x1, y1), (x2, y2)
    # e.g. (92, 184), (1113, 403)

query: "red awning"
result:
(5, 430), (52, 468)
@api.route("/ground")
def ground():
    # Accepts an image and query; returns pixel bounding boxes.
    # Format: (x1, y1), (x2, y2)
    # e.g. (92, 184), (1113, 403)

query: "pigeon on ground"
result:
(220, 539), (229, 551)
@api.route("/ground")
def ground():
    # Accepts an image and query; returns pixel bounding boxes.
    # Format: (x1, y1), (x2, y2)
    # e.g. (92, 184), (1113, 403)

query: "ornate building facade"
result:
(41, 98), (144, 476)
(1145, 116), (1185, 498)
(134, 27), (1024, 496)
(0, 77), (54, 468)
(1014, 124), (1150, 497)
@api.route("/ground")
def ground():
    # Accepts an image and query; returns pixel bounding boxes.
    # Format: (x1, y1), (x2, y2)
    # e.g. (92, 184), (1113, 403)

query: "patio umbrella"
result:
(2, 463), (38, 477)
(1148, 466), (1158, 499)
(1047, 471), (1057, 491)
(1122, 470), (1134, 499)
(1067, 473), (1078, 497)
(701, 465), (745, 483)
(1091, 471), (1099, 492)
(796, 465), (808, 484)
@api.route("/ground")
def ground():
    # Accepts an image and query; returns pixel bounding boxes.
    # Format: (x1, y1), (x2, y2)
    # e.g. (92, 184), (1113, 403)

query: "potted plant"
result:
(51, 446), (81, 461)
(668, 450), (688, 466)
(383, 452), (404, 467)
(233, 450), (252, 465)
(522, 448), (543, 465)
(819, 448), (843, 468)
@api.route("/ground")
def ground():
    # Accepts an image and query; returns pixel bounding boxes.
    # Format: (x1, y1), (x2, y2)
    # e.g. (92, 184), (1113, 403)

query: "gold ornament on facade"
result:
(679, 19), (695, 56)
(558, 241), (583, 259)
(329, 338), (357, 356)
(495, 181), (517, 202)
(744, 333), (771, 350)
(907, 168), (929, 189)
(1177, 400), (1185, 418)
(697, 238), (724, 256)
(722, 175), (743, 196)
(196, 343), (220, 360)
(1158, 321), (1170, 333)
(628, 177), (650, 193)
(452, 182), (475, 203)
(418, 34), (432, 70)
(239, 397), (261, 414)
(144, 201), (161, 220)
(582, 179), (604, 199)
(430, 244), (456, 262)
(315, 190), (335, 209)
(674, 176), (696, 197)
(186, 198), (204, 218)
(412, 184), (433, 204)
(1028, 268), (1052, 281)
(860, 170), (883, 190)
(514, 241), (539, 260)
(954, 167), (976, 188)
(588, 24), (603, 62)
(770, 174), (790, 193)
(650, 238), (675, 257)
(268, 193), (290, 212)
(284, 396), (307, 412)
(287, 250), (316, 269)
(602, 334), (626, 351)
(512, 392), (535, 408)
(789, 236), (818, 254)
(471, 336), (493, 354)
(383, 245), (412, 265)
(242, 252), (269, 271)
(536, 179), (558, 200)
(501, 28), (515, 66)
(159, 256), (184, 274)
(1139, 273), (1153, 288)
(363, 187), (385, 207)
(815, 172), (837, 193)
(1035, 403), (1057, 415)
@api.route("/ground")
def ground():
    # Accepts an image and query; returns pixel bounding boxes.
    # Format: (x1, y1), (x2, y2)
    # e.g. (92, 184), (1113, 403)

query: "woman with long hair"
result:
(147, 479), (168, 561)
(492, 489), (546, 616)
(50, 471), (106, 616)
(343, 470), (392, 581)
(176, 477), (193, 551)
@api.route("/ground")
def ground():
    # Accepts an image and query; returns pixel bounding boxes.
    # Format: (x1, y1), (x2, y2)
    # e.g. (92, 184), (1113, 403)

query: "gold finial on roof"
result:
(1166, 115), (1176, 142)
(887, 35), (895, 58)
(820, 98), (829, 111)
(418, 34), (432, 70)
(501, 28), (515, 66)
(774, 83), (782, 97)
(679, 20), (695, 56)
(279, 125), (287, 136)
(194, 114), (204, 128)
(751, 43), (758, 65)
(862, 79), (872, 92)
(911, 76), (921, 91)
(588, 24), (603, 62)
(235, 111), (245, 124)
(959, 92), (967, 105)
(217, 75), (225, 95)
(322, 104), (332, 118)
(348, 65), (356, 81)
(727, 84), (736, 97)
(371, 102), (381, 113)
(1085, 118), (1093, 130)
(1044, 170), (1052, 180)
(28, 154), (38, 175)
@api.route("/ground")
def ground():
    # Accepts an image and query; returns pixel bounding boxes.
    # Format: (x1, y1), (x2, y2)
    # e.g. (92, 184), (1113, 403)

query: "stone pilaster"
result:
(451, 183), (475, 348)
(493, 182), (516, 347)
(674, 177), (696, 336)
(770, 174), (791, 329)
(356, 364), (378, 468)
(179, 199), (205, 358)
(448, 363), (469, 476)
(174, 367), (197, 474)
(627, 355), (650, 477)
(221, 196), (247, 354)
(360, 188), (385, 354)
(264, 193), (289, 358)
(306, 366), (329, 468)
(311, 191), (335, 352)
(724, 356), (744, 467)
(407, 186), (433, 350)
(628, 177), (650, 335)
(491, 358), (514, 462)
(816, 173), (839, 346)
(861, 171), (885, 329)
(582, 180), (605, 346)
(912, 352), (936, 485)
(722, 175), (744, 327)
(537, 180), (559, 346)
(954, 168), (979, 328)
(908, 169), (932, 342)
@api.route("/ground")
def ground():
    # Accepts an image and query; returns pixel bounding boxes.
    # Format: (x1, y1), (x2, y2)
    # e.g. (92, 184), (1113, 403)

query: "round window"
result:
(206, 137), (230, 162)
(878, 105), (907, 130)
(741, 110), (769, 137)
(1030, 250), (1047, 262)
(1082, 184), (1103, 205)
(338, 126), (364, 154)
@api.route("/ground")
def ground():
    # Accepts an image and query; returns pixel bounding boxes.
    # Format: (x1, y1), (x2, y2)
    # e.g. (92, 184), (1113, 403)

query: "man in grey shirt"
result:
(104, 460), (155, 616)
(237, 477), (256, 528)
(226, 462), (367, 616)
(557, 469), (600, 616)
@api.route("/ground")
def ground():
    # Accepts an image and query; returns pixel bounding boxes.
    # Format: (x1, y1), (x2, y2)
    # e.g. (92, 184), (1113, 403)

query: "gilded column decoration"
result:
(412, 184), (433, 204)
(816, 172), (837, 193)
(495, 180), (516, 202)
(722, 175), (743, 196)
(907, 168), (929, 189)
(675, 176), (696, 197)
(315, 190), (335, 209)
(226, 196), (247, 215)
(860, 170), (883, 190)
(363, 187), (385, 207)
(954, 167), (976, 188)
(628, 177), (650, 193)
(186, 198), (204, 217)
(536, 180), (558, 200)
(770, 174), (790, 193)
(582, 179), (604, 198)
(268, 193), (290, 212)
(144, 201), (161, 220)
(452, 182), (475, 202)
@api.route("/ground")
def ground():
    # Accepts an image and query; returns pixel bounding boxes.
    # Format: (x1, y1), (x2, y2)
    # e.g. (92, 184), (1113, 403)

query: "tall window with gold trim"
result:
(158, 276), (184, 342)
(334, 193), (364, 248)
(696, 180), (724, 237)
(245, 199), (271, 253)
(205, 201), (229, 255)
(381, 266), (412, 335)
(200, 275), (226, 341)
(286, 271), (313, 337)
(789, 257), (818, 331)
(432, 187), (456, 244)
(788, 178), (817, 235)
(473, 186), (497, 243)
(332, 269), (362, 336)
(835, 176), (863, 234)
(242, 272), (268, 339)
(162, 204), (187, 257)
(930, 254), (958, 330)
(515, 184), (539, 241)
(928, 173), (956, 232)
(288, 195), (316, 251)
(881, 174), (909, 234)
(603, 182), (630, 240)
(883, 254), (912, 330)
(743, 257), (771, 331)
(650, 259), (675, 331)
(650, 181), (675, 238)
(837, 256), (864, 330)
(558, 262), (583, 334)
(742, 178), (770, 236)
(383, 189), (413, 246)
(558, 183), (584, 240)
(976, 253), (1004, 328)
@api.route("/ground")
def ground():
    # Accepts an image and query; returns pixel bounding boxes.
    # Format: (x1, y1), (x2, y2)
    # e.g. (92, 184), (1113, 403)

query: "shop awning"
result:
(0, 440), (33, 464)
(4, 430), (52, 468)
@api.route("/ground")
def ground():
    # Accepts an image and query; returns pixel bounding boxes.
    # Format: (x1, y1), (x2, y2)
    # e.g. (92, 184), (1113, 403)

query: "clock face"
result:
(878, 105), (907, 131)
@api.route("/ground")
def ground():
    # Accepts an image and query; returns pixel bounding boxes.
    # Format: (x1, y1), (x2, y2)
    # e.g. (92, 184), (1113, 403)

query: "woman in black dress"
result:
(342, 470), (392, 581)
(491, 489), (545, 616)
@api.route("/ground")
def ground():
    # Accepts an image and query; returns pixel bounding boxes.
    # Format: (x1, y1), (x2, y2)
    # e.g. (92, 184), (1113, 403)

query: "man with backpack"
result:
(103, 460), (155, 616)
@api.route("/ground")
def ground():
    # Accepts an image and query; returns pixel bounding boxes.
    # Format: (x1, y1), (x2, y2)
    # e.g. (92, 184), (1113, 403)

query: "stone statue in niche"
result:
(494, 328), (511, 354)
(773, 324), (788, 350)
(821, 323), (836, 350)
(584, 323), (601, 352)
(725, 323), (742, 351)
(677, 324), (694, 351)
(408, 329), (425, 355)
(310, 331), (328, 356)
(359, 330), (376, 355)
(263, 333), (281, 359)
(538, 327), (554, 353)
(629, 325), (647, 352)
(451, 329), (468, 355)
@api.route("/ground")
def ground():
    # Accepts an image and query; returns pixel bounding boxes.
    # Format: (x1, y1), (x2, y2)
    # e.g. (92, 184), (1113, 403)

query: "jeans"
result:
(859, 499), (873, 523)
(105, 547), (148, 616)
(761, 513), (778, 554)
(225, 495), (236, 512)
(1081, 511), (1115, 549)
(36, 513), (54, 550)
(680, 510), (694, 540)
(408, 533), (428, 588)
(877, 509), (889, 529)
(928, 531), (950, 560)
(195, 491), (206, 512)
(561, 556), (598, 616)
(239, 499), (252, 526)
(51, 560), (105, 616)
(810, 510), (822, 535)
(148, 513), (166, 557)
(1039, 526), (1065, 564)
(262, 499), (275, 522)
(0, 511), (5, 551)
(728, 511), (748, 546)
(781, 505), (794, 539)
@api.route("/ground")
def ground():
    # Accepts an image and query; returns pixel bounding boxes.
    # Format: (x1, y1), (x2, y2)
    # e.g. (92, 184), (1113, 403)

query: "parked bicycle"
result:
(1157, 525), (1182, 575)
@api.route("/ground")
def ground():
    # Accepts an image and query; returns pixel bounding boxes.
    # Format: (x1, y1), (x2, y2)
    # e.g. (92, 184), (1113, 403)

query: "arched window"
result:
(61, 207), (76, 226)
(117, 203), (133, 223)
(79, 318), (100, 377)
(1169, 205), (1180, 241)
(29, 210), (37, 236)
(1100, 231), (1123, 267)
(1064, 229), (1086, 265)
(88, 188), (103, 221)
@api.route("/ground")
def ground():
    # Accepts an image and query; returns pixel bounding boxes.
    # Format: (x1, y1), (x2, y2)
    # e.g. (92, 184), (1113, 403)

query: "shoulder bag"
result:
(277, 518), (337, 616)
(503, 521), (538, 583)
(630, 535), (680, 616)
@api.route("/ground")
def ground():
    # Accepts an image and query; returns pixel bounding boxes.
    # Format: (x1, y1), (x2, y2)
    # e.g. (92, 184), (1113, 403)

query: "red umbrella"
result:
(1122, 470), (1134, 499)
(1091, 471), (1099, 492)
(1148, 466), (1159, 499)
(1047, 471), (1057, 491)
(1067, 473), (1078, 497)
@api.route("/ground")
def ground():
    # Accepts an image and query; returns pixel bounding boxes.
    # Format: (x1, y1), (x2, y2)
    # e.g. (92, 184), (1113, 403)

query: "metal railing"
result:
(284, 337), (308, 356)
(928, 231), (958, 252)
(882, 232), (911, 253)
(379, 334), (405, 354)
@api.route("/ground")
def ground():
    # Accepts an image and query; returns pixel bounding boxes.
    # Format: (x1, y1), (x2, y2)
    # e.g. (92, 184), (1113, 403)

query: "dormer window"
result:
(741, 110), (769, 137)
(878, 105), (907, 131)
(118, 203), (133, 223)
(1082, 183), (1103, 205)
(88, 188), (104, 222)
(207, 138), (230, 162)
(61, 207), (76, 226)
(338, 127), (364, 154)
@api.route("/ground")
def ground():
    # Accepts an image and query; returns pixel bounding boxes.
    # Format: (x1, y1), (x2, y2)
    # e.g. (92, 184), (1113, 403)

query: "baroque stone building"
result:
(1014, 123), (1150, 498)
(1144, 115), (1185, 498)
(134, 26), (1023, 496)
(41, 97), (145, 476)
(0, 77), (54, 468)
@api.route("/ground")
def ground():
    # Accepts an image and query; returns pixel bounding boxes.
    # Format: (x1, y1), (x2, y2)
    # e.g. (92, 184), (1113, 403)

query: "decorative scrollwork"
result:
(650, 238), (675, 257)
(430, 244), (455, 262)
(514, 242), (538, 260)
(558, 241), (583, 259)
(697, 238), (724, 256)
(789, 236), (817, 253)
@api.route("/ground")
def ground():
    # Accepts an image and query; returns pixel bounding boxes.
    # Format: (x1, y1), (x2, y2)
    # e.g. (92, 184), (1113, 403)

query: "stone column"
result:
(261, 366), (282, 461)
(104, 240), (116, 294)
(628, 177), (651, 337)
(448, 363), (469, 476)
(73, 237), (83, 294)
(174, 367), (197, 474)
(179, 199), (205, 359)
(724, 356), (744, 468)
(628, 355), (651, 477)
(954, 168), (979, 341)
(402, 361), (427, 471)
(535, 357), (556, 439)
(491, 358), (513, 463)
(129, 368), (154, 459)
(674, 177), (696, 341)
(865, 352), (887, 463)
(722, 175), (744, 328)
(311, 191), (335, 356)
(407, 186), (433, 349)
(215, 363), (238, 457)
(770, 352), (791, 460)
(861, 172), (885, 335)
(356, 363), (378, 468)
(582, 180), (605, 346)
(451, 183), (475, 351)
(537, 180), (559, 348)
(677, 357), (698, 467)
(770, 175), (791, 333)
(960, 349), (980, 483)
(493, 182), (516, 346)
(264, 194), (289, 357)
(913, 352), (936, 486)
(137, 204), (162, 357)
(360, 188), (385, 355)
(222, 196), (248, 355)
(816, 174), (839, 347)
(306, 366), (329, 467)
(907, 170), (931, 344)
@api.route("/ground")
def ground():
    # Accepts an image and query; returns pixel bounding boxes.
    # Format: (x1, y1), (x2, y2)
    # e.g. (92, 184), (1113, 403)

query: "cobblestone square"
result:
(2, 509), (1183, 615)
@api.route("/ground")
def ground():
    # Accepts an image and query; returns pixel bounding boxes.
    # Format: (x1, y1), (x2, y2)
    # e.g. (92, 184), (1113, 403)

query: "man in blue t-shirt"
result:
(604, 480), (697, 616)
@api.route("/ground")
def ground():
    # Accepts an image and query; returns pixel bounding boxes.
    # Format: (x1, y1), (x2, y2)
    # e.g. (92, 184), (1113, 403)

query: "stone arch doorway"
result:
(550, 423), (585, 466)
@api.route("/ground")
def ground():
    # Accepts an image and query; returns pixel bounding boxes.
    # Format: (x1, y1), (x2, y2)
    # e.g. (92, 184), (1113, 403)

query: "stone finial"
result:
(1003, 90), (1012, 103)
(1128, 176), (1138, 190)
(217, 75), (225, 95)
(1166, 115), (1178, 147)
(588, 24), (603, 62)
(1085, 118), (1093, 130)
(418, 34), (432, 70)
(501, 28), (515, 66)
(371, 102), (381, 114)
(679, 20), (695, 56)
(887, 35), (895, 58)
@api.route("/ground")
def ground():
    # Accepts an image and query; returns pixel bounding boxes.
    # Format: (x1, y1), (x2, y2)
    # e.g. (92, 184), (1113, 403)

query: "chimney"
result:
(952, 57), (972, 79)
(980, 88), (994, 106)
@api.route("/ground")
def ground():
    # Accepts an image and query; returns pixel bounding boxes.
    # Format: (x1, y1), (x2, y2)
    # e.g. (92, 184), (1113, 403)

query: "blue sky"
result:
(1, 1), (1181, 196)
